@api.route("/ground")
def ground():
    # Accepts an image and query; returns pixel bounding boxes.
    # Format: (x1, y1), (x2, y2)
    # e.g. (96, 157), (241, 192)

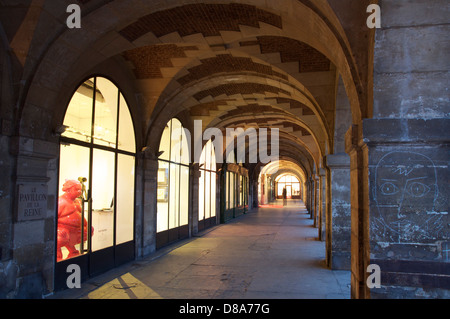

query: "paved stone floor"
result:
(51, 201), (351, 299)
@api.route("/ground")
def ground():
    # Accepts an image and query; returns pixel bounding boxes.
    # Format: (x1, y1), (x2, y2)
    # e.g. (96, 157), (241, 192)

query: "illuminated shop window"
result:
(157, 118), (190, 247)
(276, 174), (301, 199)
(198, 140), (217, 229)
(57, 77), (136, 263)
(225, 149), (235, 210)
(229, 172), (235, 209)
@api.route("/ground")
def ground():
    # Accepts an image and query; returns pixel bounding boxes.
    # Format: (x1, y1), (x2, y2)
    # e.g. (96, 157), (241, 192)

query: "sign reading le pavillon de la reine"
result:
(17, 184), (48, 221)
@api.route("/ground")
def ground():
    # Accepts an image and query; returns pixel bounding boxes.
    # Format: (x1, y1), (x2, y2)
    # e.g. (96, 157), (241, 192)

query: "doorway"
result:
(286, 185), (292, 199)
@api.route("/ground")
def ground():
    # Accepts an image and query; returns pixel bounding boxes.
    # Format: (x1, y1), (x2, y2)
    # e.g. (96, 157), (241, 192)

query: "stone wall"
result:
(368, 0), (449, 298)
(365, 120), (449, 298)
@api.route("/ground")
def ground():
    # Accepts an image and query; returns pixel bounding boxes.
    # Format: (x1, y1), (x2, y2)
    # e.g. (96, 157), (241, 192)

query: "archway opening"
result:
(156, 118), (190, 249)
(258, 160), (307, 207)
(275, 174), (302, 200)
(198, 139), (218, 231)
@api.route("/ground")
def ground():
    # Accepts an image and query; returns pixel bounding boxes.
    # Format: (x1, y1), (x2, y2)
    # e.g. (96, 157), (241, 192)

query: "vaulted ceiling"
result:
(3, 0), (373, 178)
(115, 2), (343, 173)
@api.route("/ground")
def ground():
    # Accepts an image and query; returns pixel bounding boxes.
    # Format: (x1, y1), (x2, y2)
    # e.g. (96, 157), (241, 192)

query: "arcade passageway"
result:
(52, 201), (350, 299)
(0, 0), (448, 299)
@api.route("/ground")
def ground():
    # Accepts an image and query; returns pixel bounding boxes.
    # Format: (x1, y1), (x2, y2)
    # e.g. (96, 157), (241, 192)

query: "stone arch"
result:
(17, 0), (368, 141)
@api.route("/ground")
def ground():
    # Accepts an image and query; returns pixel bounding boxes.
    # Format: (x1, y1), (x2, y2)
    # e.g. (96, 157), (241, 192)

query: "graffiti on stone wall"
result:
(372, 151), (447, 243)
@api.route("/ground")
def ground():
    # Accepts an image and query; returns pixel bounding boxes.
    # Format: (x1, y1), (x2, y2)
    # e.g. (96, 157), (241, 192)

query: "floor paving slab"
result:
(49, 200), (351, 299)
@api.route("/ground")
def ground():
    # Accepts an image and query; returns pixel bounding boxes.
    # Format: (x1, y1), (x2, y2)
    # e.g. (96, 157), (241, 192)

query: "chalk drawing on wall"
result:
(372, 151), (447, 243)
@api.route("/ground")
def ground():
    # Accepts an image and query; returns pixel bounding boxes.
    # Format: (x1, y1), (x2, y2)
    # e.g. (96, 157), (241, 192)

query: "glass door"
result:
(286, 185), (292, 199)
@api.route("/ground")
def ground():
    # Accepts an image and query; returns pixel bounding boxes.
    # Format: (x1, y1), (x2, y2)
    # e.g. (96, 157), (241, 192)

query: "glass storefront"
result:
(198, 139), (217, 231)
(56, 77), (136, 287)
(222, 150), (249, 223)
(276, 174), (301, 199)
(156, 118), (190, 248)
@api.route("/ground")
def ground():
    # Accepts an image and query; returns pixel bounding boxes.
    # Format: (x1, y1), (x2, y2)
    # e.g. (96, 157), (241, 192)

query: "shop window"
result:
(276, 174), (301, 199)
(57, 77), (136, 270)
(157, 118), (190, 248)
(199, 139), (217, 230)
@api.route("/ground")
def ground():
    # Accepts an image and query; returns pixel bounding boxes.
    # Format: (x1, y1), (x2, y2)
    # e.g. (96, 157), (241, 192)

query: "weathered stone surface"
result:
(366, 139), (449, 298)
(326, 154), (351, 270)
(363, 119), (450, 143)
(368, 145), (448, 249)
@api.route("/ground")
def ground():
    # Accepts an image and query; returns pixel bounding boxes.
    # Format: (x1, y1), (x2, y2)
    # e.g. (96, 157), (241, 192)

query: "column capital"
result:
(325, 153), (350, 169)
(10, 136), (59, 159)
(345, 124), (365, 154)
(362, 118), (450, 145)
(318, 168), (326, 177)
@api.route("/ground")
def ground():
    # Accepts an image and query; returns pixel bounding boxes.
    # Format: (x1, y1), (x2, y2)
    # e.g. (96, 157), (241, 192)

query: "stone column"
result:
(140, 155), (158, 257)
(252, 176), (259, 209)
(190, 163), (200, 235)
(309, 177), (315, 219)
(304, 179), (309, 213)
(346, 124), (370, 299)
(304, 178), (310, 213)
(364, 119), (449, 299)
(215, 171), (221, 222)
(324, 153), (351, 270)
(318, 168), (327, 242)
(315, 174), (322, 229)
(368, 0), (449, 299)
(9, 137), (59, 298)
(0, 128), (14, 298)
(315, 171), (323, 230)
(313, 175), (319, 225)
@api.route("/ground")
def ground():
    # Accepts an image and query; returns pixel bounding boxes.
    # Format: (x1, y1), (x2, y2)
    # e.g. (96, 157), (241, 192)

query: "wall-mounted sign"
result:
(17, 184), (48, 221)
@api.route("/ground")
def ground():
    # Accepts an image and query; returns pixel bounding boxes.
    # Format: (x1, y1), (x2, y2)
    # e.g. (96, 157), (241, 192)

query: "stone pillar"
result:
(304, 178), (310, 213)
(325, 153), (351, 270)
(215, 171), (221, 221)
(313, 175), (319, 225)
(369, 0), (449, 298)
(315, 174), (322, 229)
(309, 177), (315, 219)
(318, 168), (327, 242)
(252, 176), (259, 209)
(190, 164), (200, 235)
(140, 155), (158, 257)
(0, 129), (14, 298)
(304, 179), (309, 212)
(346, 125), (370, 299)
(364, 119), (450, 299)
(8, 137), (59, 298)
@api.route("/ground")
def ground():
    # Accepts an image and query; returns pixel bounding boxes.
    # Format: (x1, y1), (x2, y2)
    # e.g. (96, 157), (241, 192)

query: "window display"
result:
(222, 163), (248, 223)
(116, 154), (135, 244)
(57, 179), (93, 261)
(157, 118), (190, 246)
(91, 149), (115, 252)
(230, 173), (235, 209)
(198, 140), (217, 228)
(57, 77), (136, 263)
(58, 144), (90, 261)
(225, 171), (238, 210)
